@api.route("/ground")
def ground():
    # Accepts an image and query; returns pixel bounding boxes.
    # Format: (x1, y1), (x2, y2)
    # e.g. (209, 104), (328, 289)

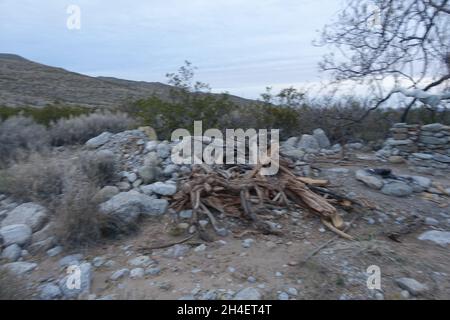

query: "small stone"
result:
(1, 244), (22, 262)
(47, 246), (63, 257)
(145, 266), (161, 276)
(128, 255), (153, 267)
(424, 217), (439, 226)
(233, 287), (262, 300)
(375, 292), (384, 300)
(287, 287), (298, 296)
(242, 238), (254, 249)
(179, 210), (193, 219)
(40, 283), (62, 300)
(381, 181), (413, 197)
(130, 268), (145, 279)
(92, 256), (106, 268)
(275, 271), (283, 277)
(126, 172), (137, 183)
(194, 244), (207, 253)
(110, 268), (130, 281)
(148, 182), (177, 196)
(401, 290), (410, 299)
(59, 262), (92, 298)
(278, 292), (289, 300)
(198, 220), (209, 228)
(59, 254), (83, 268)
(247, 276), (257, 283)
(163, 244), (190, 258)
(355, 170), (384, 190)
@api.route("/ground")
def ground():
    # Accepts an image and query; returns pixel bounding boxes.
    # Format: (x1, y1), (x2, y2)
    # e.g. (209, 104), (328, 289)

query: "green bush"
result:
(0, 104), (90, 125)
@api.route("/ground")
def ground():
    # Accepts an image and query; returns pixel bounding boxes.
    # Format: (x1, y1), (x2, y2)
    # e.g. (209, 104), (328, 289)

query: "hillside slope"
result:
(0, 53), (253, 108)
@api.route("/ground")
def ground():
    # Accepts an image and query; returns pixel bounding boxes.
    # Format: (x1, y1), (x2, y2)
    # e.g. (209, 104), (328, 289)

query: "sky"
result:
(0, 0), (344, 99)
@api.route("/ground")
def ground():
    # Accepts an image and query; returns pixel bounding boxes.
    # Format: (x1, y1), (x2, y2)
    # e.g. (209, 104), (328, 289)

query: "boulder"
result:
(85, 132), (113, 149)
(355, 170), (384, 190)
(92, 186), (120, 203)
(381, 181), (413, 197)
(312, 128), (330, 149)
(283, 137), (298, 148)
(395, 278), (429, 296)
(99, 191), (168, 225)
(0, 224), (32, 247)
(297, 134), (319, 150)
(1, 203), (48, 232)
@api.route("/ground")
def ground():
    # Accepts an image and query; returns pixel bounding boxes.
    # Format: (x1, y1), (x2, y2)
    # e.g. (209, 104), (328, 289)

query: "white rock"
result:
(1, 203), (48, 232)
(418, 230), (450, 246)
(0, 224), (32, 247)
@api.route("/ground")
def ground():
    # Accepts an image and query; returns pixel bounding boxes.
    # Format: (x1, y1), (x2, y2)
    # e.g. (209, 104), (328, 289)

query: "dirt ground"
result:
(29, 153), (450, 300)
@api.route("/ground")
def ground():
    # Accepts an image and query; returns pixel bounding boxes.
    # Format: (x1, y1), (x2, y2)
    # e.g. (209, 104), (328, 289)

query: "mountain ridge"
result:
(0, 53), (254, 108)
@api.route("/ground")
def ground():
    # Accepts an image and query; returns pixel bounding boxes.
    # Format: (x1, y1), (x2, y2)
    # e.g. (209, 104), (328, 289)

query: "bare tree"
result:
(316, 0), (450, 122)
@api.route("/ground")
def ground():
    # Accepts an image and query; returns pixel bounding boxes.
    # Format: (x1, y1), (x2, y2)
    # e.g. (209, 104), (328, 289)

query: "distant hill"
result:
(0, 53), (254, 108)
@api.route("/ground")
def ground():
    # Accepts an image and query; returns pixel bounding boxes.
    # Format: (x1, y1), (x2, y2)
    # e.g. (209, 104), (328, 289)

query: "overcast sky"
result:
(0, 0), (343, 99)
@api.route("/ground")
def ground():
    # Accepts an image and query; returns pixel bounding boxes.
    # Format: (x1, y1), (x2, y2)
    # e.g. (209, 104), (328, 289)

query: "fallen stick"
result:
(299, 215), (358, 266)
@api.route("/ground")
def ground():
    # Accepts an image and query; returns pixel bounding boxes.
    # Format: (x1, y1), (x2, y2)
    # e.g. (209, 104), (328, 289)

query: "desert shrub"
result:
(0, 269), (33, 300)
(0, 105), (90, 125)
(0, 116), (50, 168)
(52, 175), (103, 247)
(49, 111), (136, 146)
(77, 150), (118, 187)
(53, 172), (134, 247)
(131, 94), (236, 139)
(0, 153), (67, 204)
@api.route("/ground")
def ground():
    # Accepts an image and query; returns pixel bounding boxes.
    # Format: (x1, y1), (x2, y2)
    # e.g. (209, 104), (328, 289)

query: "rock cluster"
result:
(377, 123), (450, 173)
(355, 169), (436, 197)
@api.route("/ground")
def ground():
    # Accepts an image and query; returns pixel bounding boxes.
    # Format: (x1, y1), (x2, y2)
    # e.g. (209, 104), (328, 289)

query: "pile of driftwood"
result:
(171, 147), (356, 240)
